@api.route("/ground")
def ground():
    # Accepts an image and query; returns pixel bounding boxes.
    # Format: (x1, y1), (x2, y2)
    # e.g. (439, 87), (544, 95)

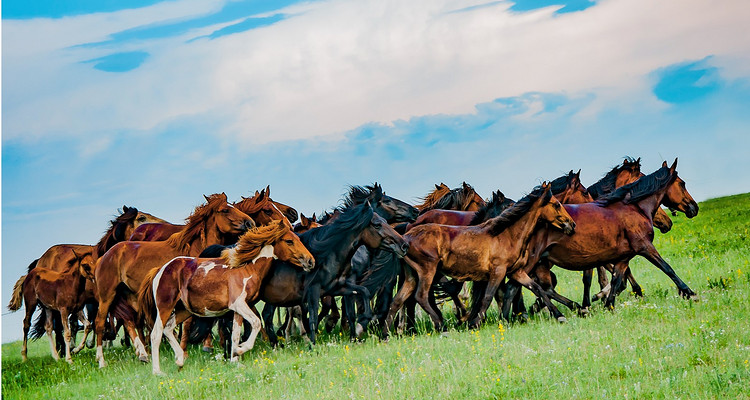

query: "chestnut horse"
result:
(8, 251), (96, 364)
(501, 159), (698, 321)
(92, 193), (254, 368)
(415, 182), (486, 214)
(128, 186), (293, 241)
(16, 206), (166, 350)
(139, 221), (314, 374)
(385, 183), (576, 333)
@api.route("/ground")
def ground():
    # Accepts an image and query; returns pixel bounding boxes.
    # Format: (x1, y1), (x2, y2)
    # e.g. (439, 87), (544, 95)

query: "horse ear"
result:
(256, 188), (266, 203)
(576, 169), (581, 178)
(311, 213), (316, 220)
(435, 184), (441, 190)
(301, 213), (309, 224)
(204, 194), (210, 201)
(123, 205), (130, 213)
(670, 158), (678, 172)
(662, 160), (668, 168)
(265, 185), (271, 197)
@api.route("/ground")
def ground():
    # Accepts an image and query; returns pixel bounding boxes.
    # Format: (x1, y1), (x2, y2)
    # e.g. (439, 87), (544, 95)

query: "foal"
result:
(8, 251), (96, 364)
(140, 221), (314, 374)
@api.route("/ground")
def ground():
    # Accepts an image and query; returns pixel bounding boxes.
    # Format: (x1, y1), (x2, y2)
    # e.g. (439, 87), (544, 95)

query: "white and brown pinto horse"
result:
(139, 220), (314, 374)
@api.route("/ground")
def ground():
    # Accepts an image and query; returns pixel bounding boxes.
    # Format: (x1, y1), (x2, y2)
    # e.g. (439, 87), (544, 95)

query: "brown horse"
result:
(415, 182), (485, 214)
(8, 251), (96, 364)
(14, 206), (166, 350)
(501, 159), (698, 320)
(92, 193), (254, 368)
(293, 213), (321, 234)
(385, 183), (576, 332)
(128, 186), (292, 241)
(139, 221), (314, 374)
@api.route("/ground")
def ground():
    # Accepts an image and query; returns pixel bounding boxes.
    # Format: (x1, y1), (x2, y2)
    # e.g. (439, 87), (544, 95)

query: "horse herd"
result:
(8, 157), (700, 375)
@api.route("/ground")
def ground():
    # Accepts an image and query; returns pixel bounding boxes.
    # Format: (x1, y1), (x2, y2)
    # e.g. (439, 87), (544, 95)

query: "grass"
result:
(3, 193), (750, 399)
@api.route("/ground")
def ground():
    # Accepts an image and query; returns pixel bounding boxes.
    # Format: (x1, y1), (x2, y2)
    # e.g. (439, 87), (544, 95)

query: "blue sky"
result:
(3, 0), (750, 342)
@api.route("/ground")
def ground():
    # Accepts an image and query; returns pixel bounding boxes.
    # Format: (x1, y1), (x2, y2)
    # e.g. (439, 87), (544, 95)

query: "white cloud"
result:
(3, 0), (750, 146)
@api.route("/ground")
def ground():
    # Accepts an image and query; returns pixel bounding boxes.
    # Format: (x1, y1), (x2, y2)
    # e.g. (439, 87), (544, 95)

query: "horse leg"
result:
(72, 310), (90, 354)
(623, 266), (644, 297)
(385, 265), (418, 335)
(21, 297), (36, 362)
(467, 275), (505, 329)
(508, 270), (567, 323)
(581, 269), (593, 315)
(179, 317), (193, 352)
(121, 316), (149, 362)
(162, 311), (191, 371)
(639, 246), (696, 299)
(604, 261), (630, 309)
(318, 296), (333, 333)
(405, 257), (443, 333)
(94, 296), (116, 368)
(305, 284), (322, 345)
(59, 307), (74, 364)
(232, 302), (262, 357)
(44, 309), (61, 361)
(261, 304), (279, 347)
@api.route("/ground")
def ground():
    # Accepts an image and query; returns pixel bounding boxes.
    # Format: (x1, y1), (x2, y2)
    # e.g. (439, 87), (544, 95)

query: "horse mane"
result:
(595, 165), (675, 207)
(299, 201), (374, 259)
(338, 184), (383, 212)
(94, 206), (140, 258)
(470, 190), (515, 225)
(235, 191), (272, 214)
(167, 193), (228, 253)
(431, 182), (482, 211)
(416, 183), (451, 211)
(222, 222), (289, 269)
(588, 157), (640, 200)
(482, 185), (552, 236)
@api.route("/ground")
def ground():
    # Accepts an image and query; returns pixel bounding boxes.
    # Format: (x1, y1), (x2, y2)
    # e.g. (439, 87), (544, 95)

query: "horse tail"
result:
(30, 307), (57, 341)
(7, 274), (27, 311)
(187, 317), (217, 344)
(137, 267), (160, 329)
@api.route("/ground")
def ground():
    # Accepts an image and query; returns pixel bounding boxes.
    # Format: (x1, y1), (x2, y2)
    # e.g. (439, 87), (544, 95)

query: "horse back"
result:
(37, 244), (94, 273)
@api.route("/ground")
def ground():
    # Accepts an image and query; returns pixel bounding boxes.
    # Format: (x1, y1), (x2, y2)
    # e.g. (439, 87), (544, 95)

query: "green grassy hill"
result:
(3, 193), (749, 399)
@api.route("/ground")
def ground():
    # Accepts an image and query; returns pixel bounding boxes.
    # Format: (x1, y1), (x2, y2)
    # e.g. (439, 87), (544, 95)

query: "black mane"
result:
(588, 157), (640, 199)
(300, 201), (374, 260)
(482, 185), (552, 236)
(469, 190), (515, 225)
(595, 165), (675, 207)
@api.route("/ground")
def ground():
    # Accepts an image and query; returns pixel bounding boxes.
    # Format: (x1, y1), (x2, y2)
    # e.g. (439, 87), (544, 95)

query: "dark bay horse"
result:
(501, 159), (698, 321)
(386, 183), (575, 333)
(92, 193), (254, 368)
(261, 200), (408, 345)
(8, 251), (96, 364)
(139, 221), (314, 374)
(316, 184), (417, 335)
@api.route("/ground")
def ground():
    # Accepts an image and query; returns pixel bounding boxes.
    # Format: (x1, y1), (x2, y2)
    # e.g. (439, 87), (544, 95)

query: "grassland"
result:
(3, 193), (749, 399)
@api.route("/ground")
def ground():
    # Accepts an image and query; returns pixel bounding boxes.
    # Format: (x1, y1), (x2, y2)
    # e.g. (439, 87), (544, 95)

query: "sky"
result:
(2, 0), (750, 343)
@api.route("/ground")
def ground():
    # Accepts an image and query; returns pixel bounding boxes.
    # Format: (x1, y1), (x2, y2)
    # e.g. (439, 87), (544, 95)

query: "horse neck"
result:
(316, 229), (363, 278)
(631, 182), (671, 220)
(238, 255), (276, 280)
(488, 205), (544, 257)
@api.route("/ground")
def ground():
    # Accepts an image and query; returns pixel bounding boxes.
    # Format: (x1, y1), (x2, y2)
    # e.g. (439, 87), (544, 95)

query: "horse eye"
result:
(264, 209), (273, 215)
(285, 240), (294, 245)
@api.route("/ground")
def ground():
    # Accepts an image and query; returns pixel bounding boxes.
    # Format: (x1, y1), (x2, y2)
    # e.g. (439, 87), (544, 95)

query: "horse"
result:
(415, 182), (486, 214)
(385, 183), (576, 334)
(128, 186), (294, 241)
(261, 199), (408, 345)
(92, 193), (254, 368)
(500, 159), (698, 321)
(15, 206), (167, 352)
(139, 220), (314, 374)
(293, 213), (321, 234)
(8, 250), (96, 364)
(316, 184), (417, 335)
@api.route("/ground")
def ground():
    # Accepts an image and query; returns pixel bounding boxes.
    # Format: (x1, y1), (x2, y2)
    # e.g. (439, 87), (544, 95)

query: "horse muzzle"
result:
(563, 221), (576, 235)
(242, 218), (256, 231)
(300, 257), (315, 271)
(685, 202), (699, 218)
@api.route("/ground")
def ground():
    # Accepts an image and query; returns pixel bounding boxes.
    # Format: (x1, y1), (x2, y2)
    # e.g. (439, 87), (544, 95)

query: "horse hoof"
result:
(66, 359), (74, 365)
(202, 346), (214, 353)
(139, 355), (149, 363)
(557, 316), (568, 323)
(690, 294), (700, 302)
(440, 331), (449, 338)
(578, 308), (590, 318)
